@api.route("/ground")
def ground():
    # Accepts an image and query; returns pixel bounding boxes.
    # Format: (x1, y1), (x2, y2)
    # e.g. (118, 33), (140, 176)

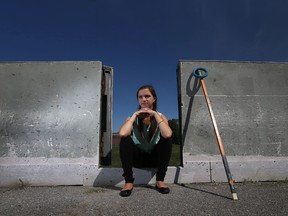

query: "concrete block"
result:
(0, 61), (113, 186)
(0, 163), (83, 186)
(0, 61), (104, 159)
(211, 156), (288, 182)
(82, 164), (99, 186)
(92, 168), (125, 186)
(179, 162), (211, 183)
(177, 60), (288, 182)
(177, 60), (288, 158)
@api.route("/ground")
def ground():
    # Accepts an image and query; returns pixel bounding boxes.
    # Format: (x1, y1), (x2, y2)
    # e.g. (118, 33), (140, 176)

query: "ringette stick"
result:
(192, 68), (238, 201)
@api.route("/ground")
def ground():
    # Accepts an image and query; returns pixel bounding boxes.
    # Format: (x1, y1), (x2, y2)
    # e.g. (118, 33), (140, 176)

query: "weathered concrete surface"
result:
(0, 61), (113, 186)
(0, 61), (103, 158)
(177, 60), (288, 156)
(176, 60), (288, 182)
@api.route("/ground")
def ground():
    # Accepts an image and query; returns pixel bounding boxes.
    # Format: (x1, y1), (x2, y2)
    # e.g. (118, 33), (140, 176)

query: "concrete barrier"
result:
(176, 60), (288, 182)
(1, 60), (287, 187)
(0, 61), (113, 186)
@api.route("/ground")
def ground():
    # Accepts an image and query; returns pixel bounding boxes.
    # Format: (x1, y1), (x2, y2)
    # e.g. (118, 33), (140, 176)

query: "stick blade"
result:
(232, 193), (238, 201)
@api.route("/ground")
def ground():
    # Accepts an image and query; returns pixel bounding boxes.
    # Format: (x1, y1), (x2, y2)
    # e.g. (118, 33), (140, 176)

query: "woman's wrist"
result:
(128, 119), (134, 123)
(158, 120), (164, 125)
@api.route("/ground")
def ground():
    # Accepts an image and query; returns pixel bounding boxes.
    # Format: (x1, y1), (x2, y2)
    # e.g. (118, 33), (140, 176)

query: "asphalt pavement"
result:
(1, 181), (287, 216)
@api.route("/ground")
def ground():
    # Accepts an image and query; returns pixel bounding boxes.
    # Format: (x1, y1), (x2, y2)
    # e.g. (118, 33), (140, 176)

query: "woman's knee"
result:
(120, 136), (134, 147)
(158, 136), (172, 148)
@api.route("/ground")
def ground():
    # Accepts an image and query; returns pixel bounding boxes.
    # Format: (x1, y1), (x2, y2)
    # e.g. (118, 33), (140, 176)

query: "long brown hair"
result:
(136, 85), (158, 141)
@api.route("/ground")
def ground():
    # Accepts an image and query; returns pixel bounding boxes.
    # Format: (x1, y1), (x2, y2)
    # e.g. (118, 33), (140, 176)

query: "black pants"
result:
(119, 136), (172, 183)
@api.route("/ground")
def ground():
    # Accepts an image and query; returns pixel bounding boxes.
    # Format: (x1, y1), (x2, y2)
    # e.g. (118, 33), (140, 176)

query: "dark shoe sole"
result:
(119, 188), (133, 197)
(156, 185), (170, 194)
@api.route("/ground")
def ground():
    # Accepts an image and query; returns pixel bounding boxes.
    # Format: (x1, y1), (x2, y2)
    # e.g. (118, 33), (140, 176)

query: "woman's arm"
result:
(154, 113), (173, 139)
(119, 109), (173, 139)
(142, 108), (172, 138)
(118, 112), (138, 137)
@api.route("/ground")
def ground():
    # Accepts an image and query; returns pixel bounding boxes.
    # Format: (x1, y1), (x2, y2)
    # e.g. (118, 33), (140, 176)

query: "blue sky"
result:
(1, 0), (288, 132)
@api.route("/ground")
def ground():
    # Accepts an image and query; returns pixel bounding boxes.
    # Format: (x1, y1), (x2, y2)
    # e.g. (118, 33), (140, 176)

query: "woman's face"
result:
(137, 88), (156, 109)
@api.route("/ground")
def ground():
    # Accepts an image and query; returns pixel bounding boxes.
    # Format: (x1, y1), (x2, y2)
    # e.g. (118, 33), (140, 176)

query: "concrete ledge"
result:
(183, 155), (288, 183)
(211, 156), (288, 182)
(0, 164), (83, 186)
(1, 156), (287, 187)
(0, 157), (97, 187)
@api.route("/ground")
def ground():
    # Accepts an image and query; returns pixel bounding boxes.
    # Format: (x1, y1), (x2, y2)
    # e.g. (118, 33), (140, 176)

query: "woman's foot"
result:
(119, 183), (134, 197)
(156, 181), (170, 194)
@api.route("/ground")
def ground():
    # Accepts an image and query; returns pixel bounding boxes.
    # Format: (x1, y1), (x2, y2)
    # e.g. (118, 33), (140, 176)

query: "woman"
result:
(118, 85), (173, 197)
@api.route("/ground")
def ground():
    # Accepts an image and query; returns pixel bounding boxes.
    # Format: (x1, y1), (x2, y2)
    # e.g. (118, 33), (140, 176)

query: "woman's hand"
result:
(136, 109), (172, 138)
(136, 108), (156, 118)
(119, 108), (153, 137)
(119, 108), (172, 138)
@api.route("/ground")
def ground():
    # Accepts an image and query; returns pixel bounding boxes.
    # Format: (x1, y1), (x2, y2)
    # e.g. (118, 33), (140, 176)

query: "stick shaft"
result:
(200, 79), (238, 199)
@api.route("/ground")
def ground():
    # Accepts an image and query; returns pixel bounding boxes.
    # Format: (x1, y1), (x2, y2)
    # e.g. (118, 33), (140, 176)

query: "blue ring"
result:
(192, 67), (208, 79)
